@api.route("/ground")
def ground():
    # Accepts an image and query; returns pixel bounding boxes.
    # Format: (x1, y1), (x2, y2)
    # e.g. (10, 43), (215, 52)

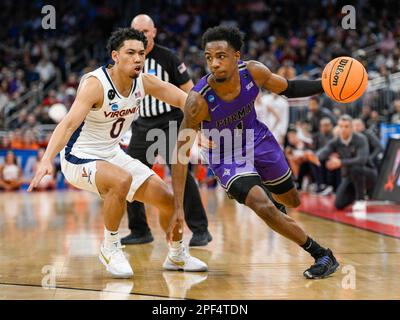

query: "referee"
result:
(121, 14), (212, 246)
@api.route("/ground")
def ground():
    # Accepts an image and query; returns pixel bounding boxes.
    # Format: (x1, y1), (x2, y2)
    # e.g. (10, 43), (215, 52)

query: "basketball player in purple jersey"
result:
(170, 26), (339, 279)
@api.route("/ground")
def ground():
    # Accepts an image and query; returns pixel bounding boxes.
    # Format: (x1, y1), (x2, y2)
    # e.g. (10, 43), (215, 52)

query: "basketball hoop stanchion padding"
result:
(373, 138), (400, 203)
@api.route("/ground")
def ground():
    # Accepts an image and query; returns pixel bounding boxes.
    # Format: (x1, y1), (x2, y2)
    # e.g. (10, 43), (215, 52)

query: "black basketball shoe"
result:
(303, 249), (339, 279)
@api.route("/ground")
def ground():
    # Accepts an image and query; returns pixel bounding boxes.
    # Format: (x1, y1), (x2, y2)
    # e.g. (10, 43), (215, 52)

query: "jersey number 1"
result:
(110, 118), (125, 138)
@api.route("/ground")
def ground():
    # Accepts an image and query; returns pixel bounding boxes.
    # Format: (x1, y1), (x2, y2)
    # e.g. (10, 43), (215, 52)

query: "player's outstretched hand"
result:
(28, 160), (53, 192)
(166, 208), (184, 243)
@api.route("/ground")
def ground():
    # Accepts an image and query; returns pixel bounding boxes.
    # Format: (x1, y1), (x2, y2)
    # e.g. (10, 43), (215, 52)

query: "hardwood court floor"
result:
(0, 188), (399, 300)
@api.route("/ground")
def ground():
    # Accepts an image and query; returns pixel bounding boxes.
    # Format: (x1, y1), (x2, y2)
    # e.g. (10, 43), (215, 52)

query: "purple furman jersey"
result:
(192, 61), (291, 191)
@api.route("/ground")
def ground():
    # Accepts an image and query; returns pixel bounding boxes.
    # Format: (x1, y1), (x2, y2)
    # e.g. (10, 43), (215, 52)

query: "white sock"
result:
(169, 240), (184, 256)
(104, 227), (119, 247)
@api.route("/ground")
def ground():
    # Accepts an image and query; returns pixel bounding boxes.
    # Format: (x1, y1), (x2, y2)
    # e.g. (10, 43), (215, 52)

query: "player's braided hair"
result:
(107, 28), (148, 54)
(202, 26), (244, 52)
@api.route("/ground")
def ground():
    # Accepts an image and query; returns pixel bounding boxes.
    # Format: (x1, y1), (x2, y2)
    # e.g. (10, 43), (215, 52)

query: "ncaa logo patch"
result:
(208, 95), (215, 103)
(111, 104), (119, 111)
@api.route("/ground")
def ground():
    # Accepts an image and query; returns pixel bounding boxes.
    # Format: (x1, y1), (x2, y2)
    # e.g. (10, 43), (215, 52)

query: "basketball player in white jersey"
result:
(28, 28), (207, 278)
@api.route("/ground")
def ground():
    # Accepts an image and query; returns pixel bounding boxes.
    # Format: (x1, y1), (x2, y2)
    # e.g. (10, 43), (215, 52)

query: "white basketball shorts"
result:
(60, 148), (155, 202)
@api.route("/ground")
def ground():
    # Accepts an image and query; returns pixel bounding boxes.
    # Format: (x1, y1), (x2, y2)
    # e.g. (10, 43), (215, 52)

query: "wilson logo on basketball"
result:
(332, 59), (348, 86)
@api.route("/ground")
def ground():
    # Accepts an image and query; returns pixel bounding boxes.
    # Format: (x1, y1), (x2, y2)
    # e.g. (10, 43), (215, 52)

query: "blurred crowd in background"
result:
(1, 0), (400, 193)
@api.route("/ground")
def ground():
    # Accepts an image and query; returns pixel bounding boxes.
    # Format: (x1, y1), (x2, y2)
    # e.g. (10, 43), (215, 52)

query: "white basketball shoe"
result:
(99, 241), (134, 278)
(163, 242), (208, 272)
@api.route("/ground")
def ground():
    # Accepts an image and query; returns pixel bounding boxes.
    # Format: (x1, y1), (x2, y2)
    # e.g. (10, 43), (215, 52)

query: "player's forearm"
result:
(171, 119), (198, 208)
(175, 90), (188, 110)
(171, 161), (188, 209)
(280, 80), (323, 98)
(41, 120), (77, 162)
(171, 138), (190, 209)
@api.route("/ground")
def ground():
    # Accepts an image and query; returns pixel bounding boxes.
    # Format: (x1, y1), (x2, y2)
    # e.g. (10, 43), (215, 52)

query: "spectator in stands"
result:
(8, 69), (26, 99)
(285, 127), (314, 190)
(36, 107), (56, 125)
(9, 108), (28, 130)
(10, 130), (24, 149)
(66, 73), (79, 89)
(296, 120), (314, 145)
(21, 130), (40, 150)
(21, 114), (37, 131)
(390, 99), (400, 124)
(35, 57), (56, 84)
(360, 104), (372, 125)
(311, 118), (339, 194)
(353, 118), (383, 169)
(42, 89), (59, 107)
(255, 92), (288, 146)
(0, 84), (9, 114)
(277, 59), (296, 80)
(0, 150), (23, 191)
(367, 110), (382, 138)
(307, 96), (337, 134)
(0, 135), (12, 149)
(316, 115), (378, 210)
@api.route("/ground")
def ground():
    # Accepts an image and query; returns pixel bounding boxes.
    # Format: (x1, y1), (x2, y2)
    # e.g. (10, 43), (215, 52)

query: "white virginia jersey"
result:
(62, 65), (144, 162)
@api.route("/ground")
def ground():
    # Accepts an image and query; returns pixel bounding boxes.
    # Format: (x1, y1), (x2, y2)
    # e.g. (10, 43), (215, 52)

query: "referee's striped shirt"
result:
(140, 43), (190, 118)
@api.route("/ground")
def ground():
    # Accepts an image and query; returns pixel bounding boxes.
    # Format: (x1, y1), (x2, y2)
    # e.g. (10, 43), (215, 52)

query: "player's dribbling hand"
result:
(166, 208), (184, 243)
(28, 160), (53, 192)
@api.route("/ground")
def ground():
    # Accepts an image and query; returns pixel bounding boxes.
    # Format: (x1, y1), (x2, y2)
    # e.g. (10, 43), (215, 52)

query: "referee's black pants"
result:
(126, 111), (209, 235)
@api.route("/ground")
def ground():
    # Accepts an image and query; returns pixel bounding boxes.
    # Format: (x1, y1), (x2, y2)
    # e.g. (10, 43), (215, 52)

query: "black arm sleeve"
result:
(279, 80), (323, 98)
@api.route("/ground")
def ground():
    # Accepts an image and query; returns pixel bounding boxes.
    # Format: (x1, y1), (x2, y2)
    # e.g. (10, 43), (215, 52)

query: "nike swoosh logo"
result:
(110, 232), (118, 236)
(101, 251), (110, 264)
(168, 257), (185, 267)
(210, 104), (220, 112)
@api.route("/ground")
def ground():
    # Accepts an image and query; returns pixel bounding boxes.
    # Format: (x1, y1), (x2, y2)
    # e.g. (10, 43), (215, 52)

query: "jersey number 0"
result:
(110, 118), (125, 138)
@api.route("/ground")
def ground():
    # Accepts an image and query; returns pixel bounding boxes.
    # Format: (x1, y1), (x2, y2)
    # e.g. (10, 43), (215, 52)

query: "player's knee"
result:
(285, 194), (301, 208)
(248, 196), (278, 221)
(158, 189), (174, 213)
(114, 174), (132, 197)
(275, 190), (300, 208)
(258, 200), (281, 223)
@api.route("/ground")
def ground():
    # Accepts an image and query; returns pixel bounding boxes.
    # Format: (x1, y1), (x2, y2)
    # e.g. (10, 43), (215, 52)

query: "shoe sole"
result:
(163, 264), (208, 272)
(99, 254), (134, 278)
(121, 236), (154, 245)
(121, 239), (154, 245)
(304, 261), (340, 279)
(163, 259), (208, 272)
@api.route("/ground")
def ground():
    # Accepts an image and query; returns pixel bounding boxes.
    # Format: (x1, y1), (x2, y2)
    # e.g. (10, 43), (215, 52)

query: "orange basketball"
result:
(321, 56), (368, 103)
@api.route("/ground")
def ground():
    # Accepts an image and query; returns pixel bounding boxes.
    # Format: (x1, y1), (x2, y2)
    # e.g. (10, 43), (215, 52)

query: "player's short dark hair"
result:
(106, 28), (147, 54)
(201, 26), (244, 52)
